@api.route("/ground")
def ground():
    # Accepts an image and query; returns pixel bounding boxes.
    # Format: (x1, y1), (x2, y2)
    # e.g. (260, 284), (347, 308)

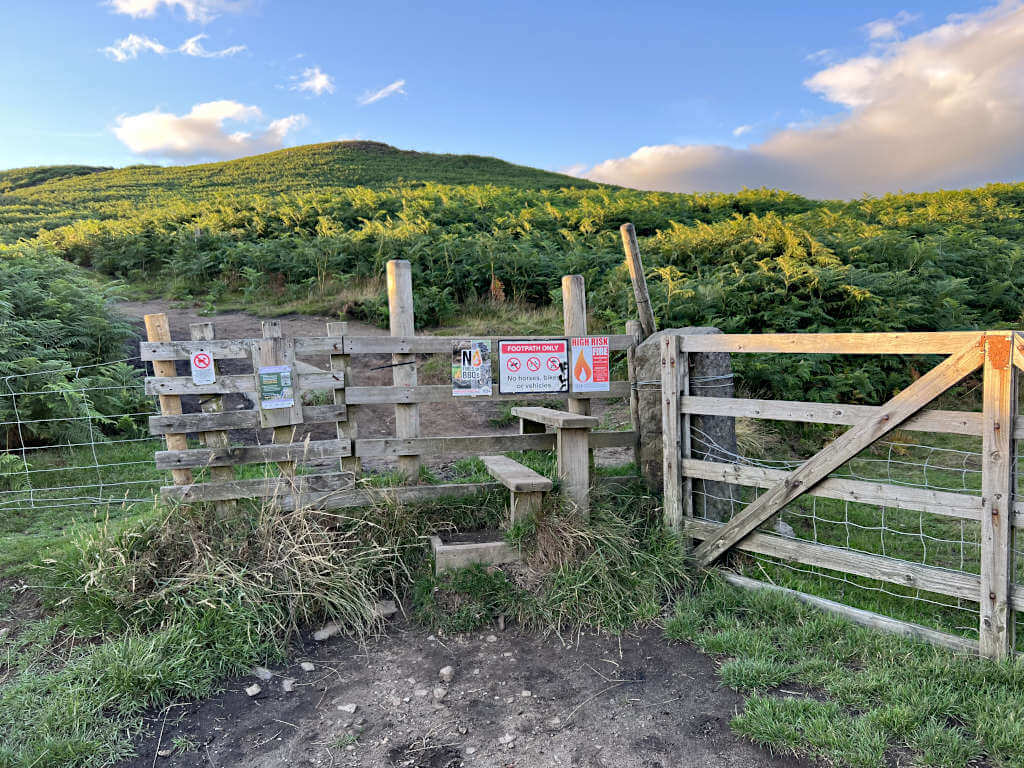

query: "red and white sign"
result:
(498, 339), (568, 394)
(190, 350), (216, 386)
(570, 336), (609, 393)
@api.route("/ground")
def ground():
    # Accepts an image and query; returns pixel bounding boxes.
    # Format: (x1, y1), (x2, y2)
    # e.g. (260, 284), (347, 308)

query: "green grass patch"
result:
(667, 574), (1024, 767)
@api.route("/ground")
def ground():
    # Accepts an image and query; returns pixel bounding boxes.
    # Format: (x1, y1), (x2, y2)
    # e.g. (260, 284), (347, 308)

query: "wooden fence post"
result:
(189, 322), (235, 517)
(144, 313), (192, 487)
(387, 260), (420, 482)
(661, 334), (683, 531)
(253, 320), (302, 479)
(327, 321), (359, 474)
(562, 275), (589, 417)
(626, 319), (643, 468)
(979, 331), (1016, 659)
(620, 223), (657, 340)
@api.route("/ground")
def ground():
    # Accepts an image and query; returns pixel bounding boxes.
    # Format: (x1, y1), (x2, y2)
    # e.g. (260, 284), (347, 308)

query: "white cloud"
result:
(864, 10), (919, 40)
(358, 79), (406, 105)
(178, 34), (246, 58)
(732, 124), (753, 137)
(113, 100), (307, 160)
(292, 66), (335, 96)
(103, 33), (245, 61)
(582, 2), (1024, 199)
(107, 0), (246, 23)
(103, 34), (169, 62)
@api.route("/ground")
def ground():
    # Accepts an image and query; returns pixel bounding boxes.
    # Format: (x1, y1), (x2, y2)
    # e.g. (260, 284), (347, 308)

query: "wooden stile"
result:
(388, 260), (420, 482)
(626, 320), (643, 467)
(144, 313), (192, 487)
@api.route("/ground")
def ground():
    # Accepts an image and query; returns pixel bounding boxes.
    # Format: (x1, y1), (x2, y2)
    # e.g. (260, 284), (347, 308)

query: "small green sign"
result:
(257, 365), (294, 410)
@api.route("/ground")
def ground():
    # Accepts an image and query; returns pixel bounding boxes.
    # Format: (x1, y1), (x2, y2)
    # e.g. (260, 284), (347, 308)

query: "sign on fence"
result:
(452, 340), (492, 397)
(257, 365), (295, 409)
(570, 336), (609, 393)
(190, 351), (215, 386)
(498, 339), (568, 394)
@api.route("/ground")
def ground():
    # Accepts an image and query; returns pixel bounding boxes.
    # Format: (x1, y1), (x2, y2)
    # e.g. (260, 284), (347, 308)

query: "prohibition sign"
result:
(526, 356), (542, 372)
(546, 356), (561, 372)
(192, 353), (212, 369)
(506, 357), (522, 372)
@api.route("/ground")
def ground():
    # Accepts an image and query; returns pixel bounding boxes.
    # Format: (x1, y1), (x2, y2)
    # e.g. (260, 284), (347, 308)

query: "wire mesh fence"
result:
(687, 409), (1019, 647)
(0, 358), (164, 552)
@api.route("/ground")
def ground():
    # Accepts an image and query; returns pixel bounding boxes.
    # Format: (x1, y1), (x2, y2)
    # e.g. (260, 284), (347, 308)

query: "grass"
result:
(665, 574), (1024, 768)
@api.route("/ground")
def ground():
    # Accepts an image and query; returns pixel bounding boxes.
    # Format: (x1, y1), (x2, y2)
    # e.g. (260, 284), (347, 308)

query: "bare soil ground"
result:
(119, 619), (808, 768)
(116, 301), (633, 469)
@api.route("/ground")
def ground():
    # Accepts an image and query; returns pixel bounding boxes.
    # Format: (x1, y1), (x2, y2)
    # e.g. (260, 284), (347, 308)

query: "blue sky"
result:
(2, 0), (1021, 197)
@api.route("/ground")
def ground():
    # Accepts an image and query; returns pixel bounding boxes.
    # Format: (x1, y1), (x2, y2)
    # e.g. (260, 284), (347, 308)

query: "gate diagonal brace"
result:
(692, 335), (987, 568)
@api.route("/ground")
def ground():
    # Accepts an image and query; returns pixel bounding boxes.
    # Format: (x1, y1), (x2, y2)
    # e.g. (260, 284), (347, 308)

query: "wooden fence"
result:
(140, 261), (639, 516)
(661, 330), (1022, 660)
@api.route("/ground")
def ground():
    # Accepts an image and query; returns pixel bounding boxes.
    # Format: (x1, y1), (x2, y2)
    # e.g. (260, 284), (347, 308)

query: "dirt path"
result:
(117, 301), (632, 470)
(119, 620), (808, 768)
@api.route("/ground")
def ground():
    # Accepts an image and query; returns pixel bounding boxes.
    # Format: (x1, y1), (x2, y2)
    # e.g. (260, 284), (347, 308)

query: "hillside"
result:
(2, 139), (1024, 406)
(0, 164), (109, 194)
(0, 142), (597, 241)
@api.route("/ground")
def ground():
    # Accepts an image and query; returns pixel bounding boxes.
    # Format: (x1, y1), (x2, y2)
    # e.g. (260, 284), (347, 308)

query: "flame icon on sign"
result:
(574, 350), (591, 382)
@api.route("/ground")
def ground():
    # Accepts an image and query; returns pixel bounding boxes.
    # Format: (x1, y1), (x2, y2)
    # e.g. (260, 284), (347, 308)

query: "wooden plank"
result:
(328, 321), (359, 475)
(340, 334), (634, 355)
(316, 482), (502, 511)
(254, 320), (303, 429)
(145, 371), (344, 396)
(148, 404), (346, 434)
(680, 396), (984, 437)
(626, 320), (643, 466)
(481, 455), (553, 492)
(161, 472), (355, 503)
(190, 322), (235, 517)
(661, 334), (683, 531)
(511, 406), (599, 429)
(687, 518), (980, 602)
(680, 331), (987, 355)
(353, 430), (635, 458)
(140, 338), (251, 361)
(155, 439), (351, 470)
(558, 427), (591, 518)
(693, 337), (987, 567)
(510, 491), (543, 523)
(388, 259), (420, 482)
(722, 573), (979, 655)
(680, 336), (693, 529)
(979, 331), (1016, 659)
(681, 458), (992, 522)
(144, 313), (192, 487)
(563, 274), (590, 418)
(620, 223), (657, 340)
(343, 380), (631, 405)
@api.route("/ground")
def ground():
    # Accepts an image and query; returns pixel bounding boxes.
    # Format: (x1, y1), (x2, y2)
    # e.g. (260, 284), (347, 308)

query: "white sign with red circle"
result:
(190, 350), (216, 386)
(498, 339), (568, 394)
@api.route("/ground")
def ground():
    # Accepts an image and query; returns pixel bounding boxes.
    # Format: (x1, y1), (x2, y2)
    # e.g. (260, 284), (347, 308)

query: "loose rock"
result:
(337, 703), (358, 714)
(282, 678), (296, 693)
(252, 666), (273, 681)
(485, 635), (498, 643)
(372, 600), (398, 618)
(498, 733), (515, 745)
(439, 665), (455, 683)
(245, 683), (262, 697)
(432, 686), (448, 702)
(300, 661), (315, 672)
(313, 622), (341, 641)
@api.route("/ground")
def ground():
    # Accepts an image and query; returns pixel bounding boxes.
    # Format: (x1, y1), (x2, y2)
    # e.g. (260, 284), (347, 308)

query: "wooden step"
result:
(480, 455), (553, 492)
(510, 406), (599, 430)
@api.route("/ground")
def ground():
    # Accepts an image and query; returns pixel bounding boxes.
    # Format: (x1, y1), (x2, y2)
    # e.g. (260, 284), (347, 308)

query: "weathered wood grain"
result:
(155, 439), (351, 470)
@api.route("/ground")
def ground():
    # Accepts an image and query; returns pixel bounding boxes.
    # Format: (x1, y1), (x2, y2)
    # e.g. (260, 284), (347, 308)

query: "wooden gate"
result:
(661, 330), (1021, 660)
